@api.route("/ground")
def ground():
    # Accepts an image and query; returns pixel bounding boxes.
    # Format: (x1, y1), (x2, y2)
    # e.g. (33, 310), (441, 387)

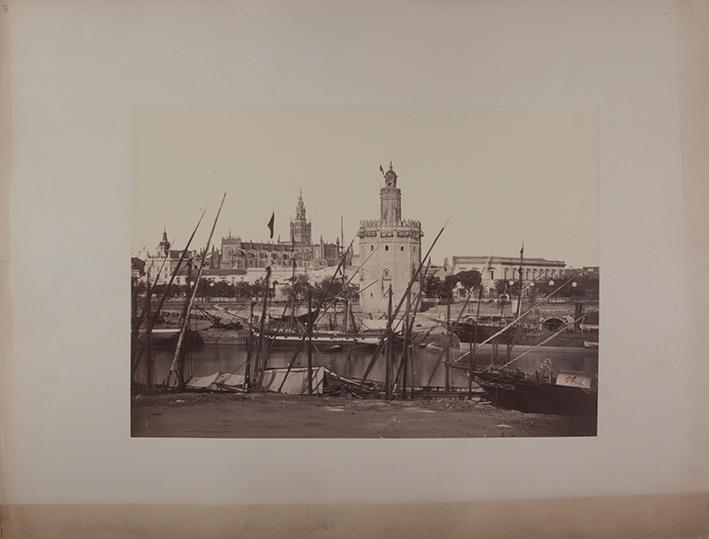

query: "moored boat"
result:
(470, 367), (597, 415)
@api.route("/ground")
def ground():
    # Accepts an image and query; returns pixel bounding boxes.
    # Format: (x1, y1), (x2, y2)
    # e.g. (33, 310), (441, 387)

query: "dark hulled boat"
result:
(450, 319), (592, 348)
(469, 368), (597, 415)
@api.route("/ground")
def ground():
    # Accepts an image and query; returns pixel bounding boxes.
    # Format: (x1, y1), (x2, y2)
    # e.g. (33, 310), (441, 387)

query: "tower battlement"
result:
(358, 218), (421, 231)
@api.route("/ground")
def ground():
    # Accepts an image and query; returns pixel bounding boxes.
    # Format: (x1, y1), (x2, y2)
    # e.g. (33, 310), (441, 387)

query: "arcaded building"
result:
(358, 162), (423, 315)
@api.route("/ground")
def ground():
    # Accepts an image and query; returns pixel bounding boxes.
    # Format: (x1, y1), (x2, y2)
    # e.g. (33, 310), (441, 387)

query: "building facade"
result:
(144, 192), (344, 285)
(358, 162), (423, 314)
(210, 190), (341, 270)
(450, 255), (567, 290)
(144, 228), (198, 285)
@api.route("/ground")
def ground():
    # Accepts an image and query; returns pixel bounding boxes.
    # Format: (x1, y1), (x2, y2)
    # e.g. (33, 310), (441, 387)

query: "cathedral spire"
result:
(159, 226), (171, 256)
(295, 189), (307, 220)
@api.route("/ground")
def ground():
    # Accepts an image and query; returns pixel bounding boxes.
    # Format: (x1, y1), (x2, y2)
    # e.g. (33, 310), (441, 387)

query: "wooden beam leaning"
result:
(167, 192), (226, 389)
(358, 224), (447, 387)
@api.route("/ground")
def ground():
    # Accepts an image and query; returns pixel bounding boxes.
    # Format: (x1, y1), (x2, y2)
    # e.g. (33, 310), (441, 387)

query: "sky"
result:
(133, 105), (598, 267)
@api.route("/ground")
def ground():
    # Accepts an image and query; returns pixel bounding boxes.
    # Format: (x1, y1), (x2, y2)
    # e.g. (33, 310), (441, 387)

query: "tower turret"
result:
(380, 161), (402, 224)
(159, 226), (171, 256)
(359, 161), (422, 314)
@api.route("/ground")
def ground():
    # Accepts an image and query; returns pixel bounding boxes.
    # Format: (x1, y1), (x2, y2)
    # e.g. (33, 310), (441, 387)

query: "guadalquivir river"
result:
(136, 340), (599, 388)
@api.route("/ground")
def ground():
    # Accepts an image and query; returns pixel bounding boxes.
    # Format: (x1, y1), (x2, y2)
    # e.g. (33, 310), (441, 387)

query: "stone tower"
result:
(290, 190), (313, 266)
(358, 162), (422, 315)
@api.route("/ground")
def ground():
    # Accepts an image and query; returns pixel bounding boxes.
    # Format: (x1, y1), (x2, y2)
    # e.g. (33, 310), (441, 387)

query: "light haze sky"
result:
(133, 105), (598, 267)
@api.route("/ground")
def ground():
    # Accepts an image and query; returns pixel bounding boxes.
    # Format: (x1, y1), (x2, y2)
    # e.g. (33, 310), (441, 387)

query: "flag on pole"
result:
(379, 164), (384, 175)
(267, 212), (275, 239)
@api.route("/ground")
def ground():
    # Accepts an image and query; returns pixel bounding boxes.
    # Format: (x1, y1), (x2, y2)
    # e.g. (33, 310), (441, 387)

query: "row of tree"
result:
(281, 274), (358, 305)
(135, 279), (267, 299)
(135, 274), (359, 304)
(424, 270), (599, 300)
(136, 269), (599, 302)
(423, 270), (482, 299)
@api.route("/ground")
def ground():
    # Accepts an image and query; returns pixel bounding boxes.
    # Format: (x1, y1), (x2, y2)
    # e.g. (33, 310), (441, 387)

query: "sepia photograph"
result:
(130, 105), (599, 438)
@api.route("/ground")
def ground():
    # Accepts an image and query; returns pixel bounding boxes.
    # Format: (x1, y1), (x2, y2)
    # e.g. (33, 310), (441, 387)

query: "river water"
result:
(136, 340), (598, 388)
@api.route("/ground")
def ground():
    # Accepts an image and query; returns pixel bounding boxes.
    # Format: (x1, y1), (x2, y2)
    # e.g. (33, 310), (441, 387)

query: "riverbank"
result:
(131, 392), (596, 438)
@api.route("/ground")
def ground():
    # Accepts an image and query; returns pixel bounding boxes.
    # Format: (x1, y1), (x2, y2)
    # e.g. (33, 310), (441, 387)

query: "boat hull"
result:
(473, 371), (597, 415)
(451, 322), (591, 348)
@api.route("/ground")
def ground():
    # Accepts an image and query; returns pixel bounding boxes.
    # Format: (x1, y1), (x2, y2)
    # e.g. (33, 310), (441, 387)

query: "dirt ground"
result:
(131, 392), (596, 438)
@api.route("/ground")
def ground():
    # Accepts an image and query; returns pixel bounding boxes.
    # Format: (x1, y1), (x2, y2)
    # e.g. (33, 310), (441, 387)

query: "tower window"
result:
(385, 245), (389, 251)
(400, 246), (404, 251)
(370, 245), (374, 251)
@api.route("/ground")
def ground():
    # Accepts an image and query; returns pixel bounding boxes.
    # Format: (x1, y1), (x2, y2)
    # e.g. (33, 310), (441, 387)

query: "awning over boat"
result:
(184, 368), (325, 394)
(260, 367), (325, 395)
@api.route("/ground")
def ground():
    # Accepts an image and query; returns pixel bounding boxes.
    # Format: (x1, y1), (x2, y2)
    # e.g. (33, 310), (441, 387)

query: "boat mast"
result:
(385, 284), (393, 400)
(167, 192), (226, 389)
(359, 223), (447, 387)
(306, 288), (314, 395)
(252, 265), (271, 388)
(452, 271), (585, 364)
(144, 267), (153, 394)
(516, 243), (524, 319)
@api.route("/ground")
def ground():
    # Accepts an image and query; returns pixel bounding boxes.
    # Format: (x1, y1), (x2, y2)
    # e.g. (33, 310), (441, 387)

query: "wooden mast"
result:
(177, 257), (193, 386)
(445, 294), (451, 391)
(306, 288), (314, 395)
(384, 284), (393, 400)
(452, 271), (584, 364)
(168, 192), (227, 389)
(131, 269), (138, 384)
(244, 299), (255, 390)
(144, 268), (153, 394)
(130, 211), (205, 378)
(468, 281), (483, 400)
(252, 265), (271, 388)
(359, 224), (446, 387)
(399, 289), (411, 399)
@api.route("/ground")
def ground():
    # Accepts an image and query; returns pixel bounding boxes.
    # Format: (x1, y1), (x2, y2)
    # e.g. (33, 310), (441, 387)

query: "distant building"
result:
(144, 191), (345, 285)
(144, 228), (198, 285)
(210, 190), (342, 271)
(451, 255), (567, 290)
(358, 162), (423, 314)
(131, 257), (145, 279)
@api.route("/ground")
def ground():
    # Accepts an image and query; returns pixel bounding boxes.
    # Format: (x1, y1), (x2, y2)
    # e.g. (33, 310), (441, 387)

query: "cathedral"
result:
(358, 162), (423, 314)
(208, 190), (341, 270)
(144, 191), (344, 285)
